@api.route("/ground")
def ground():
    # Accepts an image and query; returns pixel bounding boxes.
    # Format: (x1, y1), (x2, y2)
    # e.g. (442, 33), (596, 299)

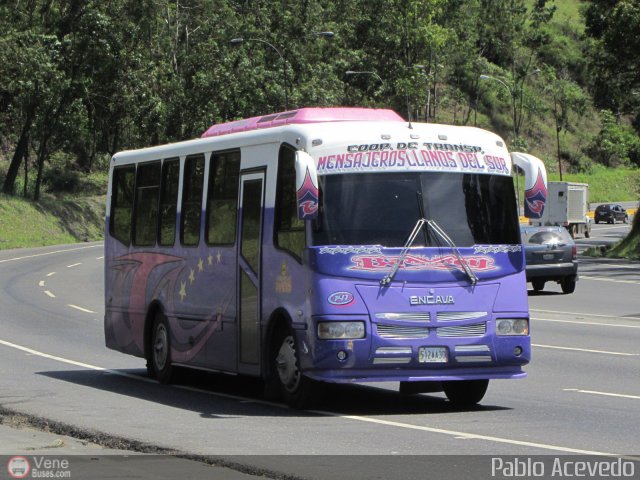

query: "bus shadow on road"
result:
(36, 368), (511, 417)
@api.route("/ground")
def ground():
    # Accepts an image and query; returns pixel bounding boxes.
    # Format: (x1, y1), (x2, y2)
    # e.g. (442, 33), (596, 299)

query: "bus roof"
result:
(201, 107), (405, 138)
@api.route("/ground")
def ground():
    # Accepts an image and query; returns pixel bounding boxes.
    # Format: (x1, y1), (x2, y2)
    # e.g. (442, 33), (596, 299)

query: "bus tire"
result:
(147, 311), (176, 384)
(272, 330), (314, 409)
(442, 379), (489, 406)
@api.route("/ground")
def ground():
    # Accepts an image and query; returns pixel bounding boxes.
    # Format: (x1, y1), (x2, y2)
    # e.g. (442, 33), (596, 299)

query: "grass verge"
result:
(0, 193), (104, 250)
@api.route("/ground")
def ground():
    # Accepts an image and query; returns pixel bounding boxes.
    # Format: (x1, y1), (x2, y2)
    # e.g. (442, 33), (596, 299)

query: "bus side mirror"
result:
(511, 152), (547, 220)
(295, 151), (319, 220)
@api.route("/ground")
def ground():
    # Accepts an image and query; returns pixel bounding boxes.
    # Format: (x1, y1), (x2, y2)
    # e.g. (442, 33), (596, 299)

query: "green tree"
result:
(584, 0), (640, 121)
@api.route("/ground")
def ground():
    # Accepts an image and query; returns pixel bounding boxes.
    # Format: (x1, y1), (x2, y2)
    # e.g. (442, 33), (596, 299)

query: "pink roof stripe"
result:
(201, 107), (404, 138)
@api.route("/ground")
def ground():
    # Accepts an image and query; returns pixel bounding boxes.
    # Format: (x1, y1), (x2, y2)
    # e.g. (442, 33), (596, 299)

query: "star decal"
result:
(207, 253), (213, 266)
(189, 268), (195, 283)
(198, 258), (204, 272)
(179, 281), (187, 301)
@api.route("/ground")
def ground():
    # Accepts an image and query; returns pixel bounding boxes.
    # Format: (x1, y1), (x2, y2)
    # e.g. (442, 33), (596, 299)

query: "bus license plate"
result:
(418, 347), (448, 363)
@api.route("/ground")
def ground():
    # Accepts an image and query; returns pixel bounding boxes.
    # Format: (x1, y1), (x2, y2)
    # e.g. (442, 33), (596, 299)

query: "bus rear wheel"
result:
(442, 380), (489, 406)
(273, 330), (314, 409)
(147, 312), (176, 384)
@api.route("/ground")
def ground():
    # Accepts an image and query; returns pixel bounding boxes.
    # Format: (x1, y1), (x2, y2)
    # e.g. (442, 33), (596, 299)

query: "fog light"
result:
(514, 346), (523, 356)
(337, 350), (348, 362)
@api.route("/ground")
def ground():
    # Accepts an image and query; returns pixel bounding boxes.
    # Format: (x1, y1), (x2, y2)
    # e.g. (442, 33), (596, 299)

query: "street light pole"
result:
(230, 32), (334, 111)
(230, 37), (289, 110)
(479, 74), (517, 144)
(345, 70), (384, 86)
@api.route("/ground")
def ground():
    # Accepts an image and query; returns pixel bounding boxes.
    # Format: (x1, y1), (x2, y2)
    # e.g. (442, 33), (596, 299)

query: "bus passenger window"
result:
(181, 154), (205, 246)
(133, 162), (161, 246)
(158, 158), (179, 246)
(206, 150), (240, 245)
(275, 146), (304, 259)
(110, 165), (135, 245)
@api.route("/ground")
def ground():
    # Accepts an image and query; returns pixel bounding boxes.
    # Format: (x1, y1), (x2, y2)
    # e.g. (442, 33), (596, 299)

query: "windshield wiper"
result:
(379, 218), (478, 287)
(426, 219), (478, 285)
(380, 219), (427, 286)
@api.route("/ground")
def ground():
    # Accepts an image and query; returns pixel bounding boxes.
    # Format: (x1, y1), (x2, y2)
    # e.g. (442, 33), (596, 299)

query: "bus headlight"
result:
(317, 321), (365, 339)
(496, 318), (529, 336)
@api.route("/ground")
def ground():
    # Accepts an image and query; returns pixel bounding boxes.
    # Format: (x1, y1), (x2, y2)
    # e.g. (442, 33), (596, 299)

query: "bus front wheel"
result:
(442, 379), (489, 406)
(272, 330), (314, 409)
(147, 312), (176, 384)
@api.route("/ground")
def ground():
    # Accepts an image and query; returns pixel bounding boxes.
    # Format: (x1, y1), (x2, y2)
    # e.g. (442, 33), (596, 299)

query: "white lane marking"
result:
(308, 410), (620, 457)
(44, 290), (56, 298)
(532, 318), (640, 329)
(580, 275), (640, 285)
(533, 344), (639, 356)
(0, 244), (102, 264)
(564, 388), (640, 400)
(0, 338), (627, 458)
(66, 263), (82, 268)
(0, 339), (149, 383)
(38, 281), (45, 287)
(68, 304), (97, 314)
(46, 272), (56, 277)
(96, 256), (104, 260)
(531, 309), (640, 322)
(581, 262), (638, 270)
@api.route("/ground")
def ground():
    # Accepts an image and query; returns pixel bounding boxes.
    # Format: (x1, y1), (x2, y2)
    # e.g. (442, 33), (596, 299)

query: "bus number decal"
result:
(328, 291), (355, 306)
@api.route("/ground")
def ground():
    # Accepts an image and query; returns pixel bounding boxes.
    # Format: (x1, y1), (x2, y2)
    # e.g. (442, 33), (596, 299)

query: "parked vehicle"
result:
(521, 225), (578, 294)
(594, 204), (629, 224)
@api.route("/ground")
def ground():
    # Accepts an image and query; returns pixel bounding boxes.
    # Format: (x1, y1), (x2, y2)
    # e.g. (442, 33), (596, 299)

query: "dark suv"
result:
(594, 204), (629, 224)
(521, 225), (578, 294)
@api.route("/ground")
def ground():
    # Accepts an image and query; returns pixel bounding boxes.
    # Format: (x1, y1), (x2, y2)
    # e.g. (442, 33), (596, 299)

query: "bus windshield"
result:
(312, 172), (519, 247)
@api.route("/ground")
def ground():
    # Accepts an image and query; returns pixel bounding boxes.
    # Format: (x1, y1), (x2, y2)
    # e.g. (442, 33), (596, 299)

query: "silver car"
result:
(521, 225), (578, 294)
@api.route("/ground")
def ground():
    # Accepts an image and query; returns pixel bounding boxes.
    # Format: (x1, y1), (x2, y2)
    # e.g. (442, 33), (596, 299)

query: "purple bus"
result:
(105, 108), (547, 407)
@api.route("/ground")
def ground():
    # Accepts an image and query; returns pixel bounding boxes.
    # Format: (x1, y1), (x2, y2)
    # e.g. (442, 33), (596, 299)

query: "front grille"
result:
(436, 322), (486, 338)
(375, 312), (430, 322)
(377, 324), (430, 339)
(436, 311), (487, 322)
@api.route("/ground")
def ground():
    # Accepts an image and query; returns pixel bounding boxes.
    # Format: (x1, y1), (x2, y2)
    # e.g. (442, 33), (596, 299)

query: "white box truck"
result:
(533, 181), (591, 238)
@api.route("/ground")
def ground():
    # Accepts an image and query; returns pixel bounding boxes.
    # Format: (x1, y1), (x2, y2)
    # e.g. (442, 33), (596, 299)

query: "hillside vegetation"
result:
(0, 0), (639, 253)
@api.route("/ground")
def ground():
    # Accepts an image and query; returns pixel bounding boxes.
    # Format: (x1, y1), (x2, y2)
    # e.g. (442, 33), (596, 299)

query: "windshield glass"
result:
(312, 172), (519, 247)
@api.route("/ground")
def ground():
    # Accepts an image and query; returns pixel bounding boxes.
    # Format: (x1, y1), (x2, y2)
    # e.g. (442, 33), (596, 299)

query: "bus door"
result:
(237, 170), (265, 375)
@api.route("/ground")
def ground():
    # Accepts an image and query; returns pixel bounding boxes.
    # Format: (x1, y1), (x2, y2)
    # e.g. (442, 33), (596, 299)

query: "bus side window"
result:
(110, 165), (136, 245)
(133, 161), (161, 246)
(181, 153), (205, 246)
(158, 158), (179, 246)
(206, 150), (240, 245)
(275, 145), (305, 260)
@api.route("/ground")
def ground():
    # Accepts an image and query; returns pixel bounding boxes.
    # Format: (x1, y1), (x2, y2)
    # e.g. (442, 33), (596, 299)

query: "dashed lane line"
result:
(44, 290), (56, 298)
(564, 388), (640, 401)
(46, 272), (56, 277)
(66, 262), (82, 268)
(0, 338), (630, 458)
(68, 304), (97, 314)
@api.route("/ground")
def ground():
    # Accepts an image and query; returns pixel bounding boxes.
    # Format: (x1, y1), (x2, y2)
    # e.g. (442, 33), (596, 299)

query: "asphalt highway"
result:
(1, 239), (639, 479)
